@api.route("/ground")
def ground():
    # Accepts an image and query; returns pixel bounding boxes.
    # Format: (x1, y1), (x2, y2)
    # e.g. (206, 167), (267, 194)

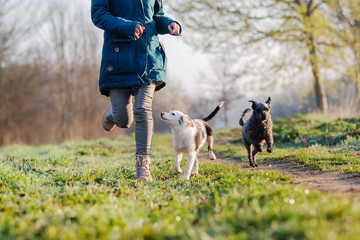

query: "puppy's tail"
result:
(239, 108), (251, 127)
(203, 101), (225, 122)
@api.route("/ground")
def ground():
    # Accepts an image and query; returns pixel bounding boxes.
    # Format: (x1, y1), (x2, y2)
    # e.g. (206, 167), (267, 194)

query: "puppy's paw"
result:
(258, 147), (263, 152)
(267, 148), (273, 153)
(183, 174), (190, 180)
(176, 168), (183, 174)
(209, 151), (216, 160)
(191, 173), (198, 177)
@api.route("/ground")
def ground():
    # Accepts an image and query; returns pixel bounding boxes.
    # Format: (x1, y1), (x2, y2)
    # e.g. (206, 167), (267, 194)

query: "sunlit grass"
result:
(215, 116), (360, 173)
(0, 115), (359, 239)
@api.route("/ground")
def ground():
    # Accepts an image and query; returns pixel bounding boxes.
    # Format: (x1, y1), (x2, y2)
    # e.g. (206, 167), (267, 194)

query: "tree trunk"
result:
(353, 20), (360, 108)
(308, 34), (328, 114)
(355, 48), (360, 107)
(223, 102), (229, 128)
(355, 67), (360, 111)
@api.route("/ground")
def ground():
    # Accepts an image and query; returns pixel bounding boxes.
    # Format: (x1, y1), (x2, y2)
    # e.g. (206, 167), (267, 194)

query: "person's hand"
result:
(135, 24), (145, 39)
(168, 22), (180, 35)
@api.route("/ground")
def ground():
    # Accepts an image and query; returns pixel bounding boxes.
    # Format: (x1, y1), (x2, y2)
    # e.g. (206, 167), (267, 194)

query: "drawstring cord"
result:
(138, 75), (151, 86)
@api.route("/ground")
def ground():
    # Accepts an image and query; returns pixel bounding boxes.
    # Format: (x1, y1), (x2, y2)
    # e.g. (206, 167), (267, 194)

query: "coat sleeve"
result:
(153, 0), (182, 35)
(91, 0), (138, 39)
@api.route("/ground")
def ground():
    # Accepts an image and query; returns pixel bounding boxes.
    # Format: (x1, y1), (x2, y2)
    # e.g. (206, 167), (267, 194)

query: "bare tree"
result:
(47, 0), (71, 140)
(0, 0), (44, 145)
(0, 0), (122, 145)
(198, 54), (243, 128)
(43, 0), (108, 141)
(0, 0), (42, 63)
(328, 0), (360, 104)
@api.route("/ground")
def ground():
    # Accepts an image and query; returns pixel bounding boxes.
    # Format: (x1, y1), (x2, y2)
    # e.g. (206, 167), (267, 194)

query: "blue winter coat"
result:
(91, 0), (179, 96)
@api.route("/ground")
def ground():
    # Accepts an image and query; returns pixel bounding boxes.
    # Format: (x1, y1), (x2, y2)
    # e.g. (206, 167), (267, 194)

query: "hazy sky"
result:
(160, 35), (211, 91)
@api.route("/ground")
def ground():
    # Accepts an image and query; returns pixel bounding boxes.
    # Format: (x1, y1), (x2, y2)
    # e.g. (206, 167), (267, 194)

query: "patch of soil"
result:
(199, 153), (360, 199)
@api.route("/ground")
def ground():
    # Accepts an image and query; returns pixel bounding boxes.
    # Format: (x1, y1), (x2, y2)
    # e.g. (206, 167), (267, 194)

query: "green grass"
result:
(0, 116), (360, 239)
(273, 115), (360, 148)
(216, 115), (360, 173)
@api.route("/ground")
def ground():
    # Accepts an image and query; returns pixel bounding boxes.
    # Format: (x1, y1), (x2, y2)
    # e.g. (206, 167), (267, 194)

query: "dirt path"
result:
(199, 153), (360, 199)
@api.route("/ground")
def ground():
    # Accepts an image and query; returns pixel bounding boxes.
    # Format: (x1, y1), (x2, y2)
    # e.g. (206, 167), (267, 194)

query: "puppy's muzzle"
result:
(160, 112), (166, 120)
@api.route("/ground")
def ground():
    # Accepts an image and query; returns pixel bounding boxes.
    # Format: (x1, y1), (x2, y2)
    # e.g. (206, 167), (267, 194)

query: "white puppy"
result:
(160, 102), (224, 179)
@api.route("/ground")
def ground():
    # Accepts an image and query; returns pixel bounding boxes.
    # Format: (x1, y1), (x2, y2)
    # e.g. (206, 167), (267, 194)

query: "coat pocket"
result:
(159, 42), (167, 68)
(152, 42), (167, 71)
(101, 40), (136, 75)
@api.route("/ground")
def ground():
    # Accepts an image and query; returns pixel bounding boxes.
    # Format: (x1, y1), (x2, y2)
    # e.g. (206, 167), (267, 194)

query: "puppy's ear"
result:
(188, 119), (194, 128)
(265, 96), (271, 106)
(182, 115), (195, 128)
(249, 100), (257, 110)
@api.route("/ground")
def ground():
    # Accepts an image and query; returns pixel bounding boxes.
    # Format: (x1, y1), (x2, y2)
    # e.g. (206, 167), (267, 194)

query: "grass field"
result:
(0, 115), (360, 239)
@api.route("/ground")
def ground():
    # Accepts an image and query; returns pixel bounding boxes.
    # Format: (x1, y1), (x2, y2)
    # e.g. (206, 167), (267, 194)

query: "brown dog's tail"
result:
(239, 108), (251, 126)
(203, 101), (225, 122)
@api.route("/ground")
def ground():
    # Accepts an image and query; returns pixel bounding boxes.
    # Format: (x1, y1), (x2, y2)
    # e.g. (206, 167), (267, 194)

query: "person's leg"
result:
(134, 83), (156, 156)
(102, 89), (133, 131)
(134, 83), (156, 181)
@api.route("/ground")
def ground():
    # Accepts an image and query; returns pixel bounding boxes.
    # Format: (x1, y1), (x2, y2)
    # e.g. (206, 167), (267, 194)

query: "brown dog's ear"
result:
(265, 96), (271, 106)
(249, 100), (257, 110)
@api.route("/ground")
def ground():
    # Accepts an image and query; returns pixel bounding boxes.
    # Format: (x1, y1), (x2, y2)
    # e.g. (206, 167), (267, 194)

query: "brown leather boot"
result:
(102, 107), (115, 131)
(136, 155), (153, 182)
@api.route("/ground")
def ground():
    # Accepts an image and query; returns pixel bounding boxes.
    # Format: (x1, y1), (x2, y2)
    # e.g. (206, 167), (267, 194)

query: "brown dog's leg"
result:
(252, 148), (260, 167)
(245, 142), (255, 167)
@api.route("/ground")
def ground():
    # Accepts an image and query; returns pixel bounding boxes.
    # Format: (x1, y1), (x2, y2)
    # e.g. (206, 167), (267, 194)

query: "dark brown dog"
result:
(239, 97), (273, 167)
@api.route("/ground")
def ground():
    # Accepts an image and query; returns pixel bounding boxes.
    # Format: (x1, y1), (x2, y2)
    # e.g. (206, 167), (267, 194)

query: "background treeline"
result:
(0, 0), (105, 145)
(169, 0), (360, 115)
(0, 0), (359, 146)
(0, 0), (202, 145)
